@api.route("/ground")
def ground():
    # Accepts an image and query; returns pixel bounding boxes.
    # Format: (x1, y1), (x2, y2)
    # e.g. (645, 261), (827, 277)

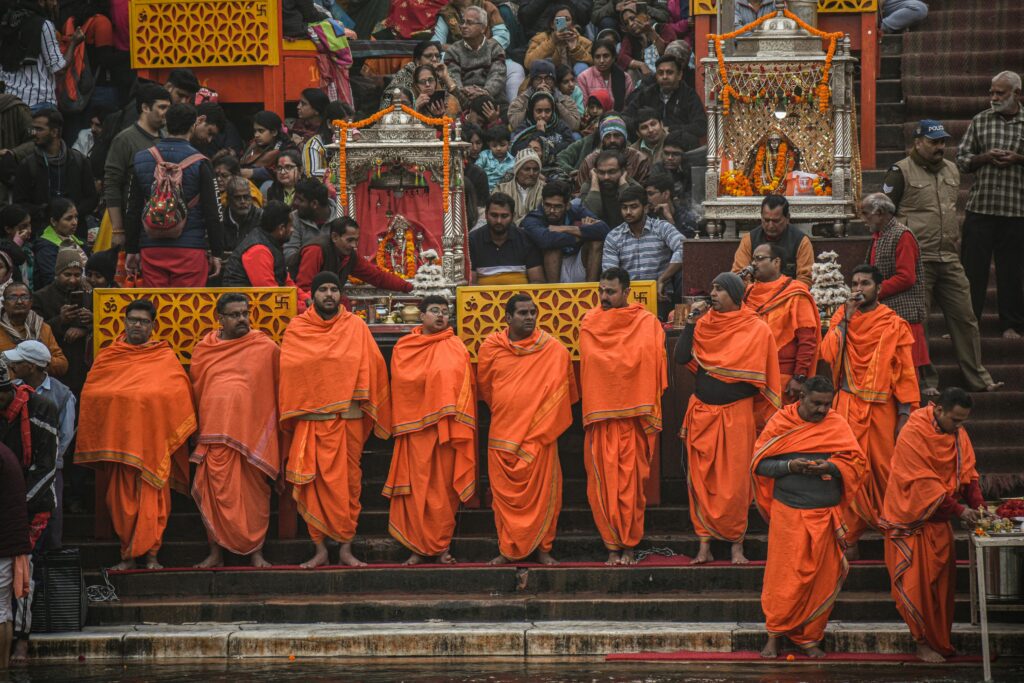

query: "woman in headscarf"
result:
(240, 111), (296, 185)
(495, 148), (545, 224)
(34, 199), (87, 291)
(577, 39), (634, 112)
(511, 91), (575, 162)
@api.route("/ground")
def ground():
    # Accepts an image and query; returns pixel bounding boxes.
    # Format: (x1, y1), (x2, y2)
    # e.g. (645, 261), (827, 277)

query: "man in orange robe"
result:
(743, 243), (820, 425)
(76, 299), (196, 570)
(477, 293), (577, 565)
(279, 272), (391, 568)
(384, 295), (477, 566)
(190, 293), (282, 569)
(752, 376), (866, 659)
(580, 267), (666, 566)
(821, 264), (920, 559)
(880, 387), (985, 663)
(678, 272), (781, 565)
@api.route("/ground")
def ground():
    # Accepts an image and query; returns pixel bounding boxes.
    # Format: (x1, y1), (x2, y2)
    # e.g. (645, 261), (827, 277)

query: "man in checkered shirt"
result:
(956, 70), (1024, 339)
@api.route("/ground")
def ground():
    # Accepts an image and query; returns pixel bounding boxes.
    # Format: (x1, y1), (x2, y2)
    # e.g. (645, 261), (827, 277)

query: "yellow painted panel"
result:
(456, 282), (659, 362)
(93, 287), (296, 364)
(691, 0), (877, 15)
(131, 0), (280, 69)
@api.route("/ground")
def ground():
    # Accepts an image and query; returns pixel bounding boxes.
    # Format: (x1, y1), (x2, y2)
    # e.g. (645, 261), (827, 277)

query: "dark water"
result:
(3, 660), (1024, 683)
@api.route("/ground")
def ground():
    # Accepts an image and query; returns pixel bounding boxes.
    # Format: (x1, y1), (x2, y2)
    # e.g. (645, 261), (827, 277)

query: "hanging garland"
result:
(331, 105), (453, 212)
(709, 9), (843, 115)
(753, 142), (795, 194)
(374, 226), (419, 279)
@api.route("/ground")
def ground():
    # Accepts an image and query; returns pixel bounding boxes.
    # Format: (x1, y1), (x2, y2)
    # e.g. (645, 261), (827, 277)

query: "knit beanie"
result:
(713, 272), (745, 305)
(512, 147), (542, 174)
(86, 247), (120, 285)
(55, 247), (86, 275)
(599, 114), (628, 142)
(311, 270), (341, 293)
(529, 59), (556, 79)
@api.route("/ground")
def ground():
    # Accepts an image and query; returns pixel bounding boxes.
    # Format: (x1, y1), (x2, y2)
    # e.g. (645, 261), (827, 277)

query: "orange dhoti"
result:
(290, 416), (366, 543)
(584, 418), (655, 551)
(105, 462), (172, 560)
(489, 441), (562, 559)
(885, 521), (957, 655)
(763, 503), (848, 645)
(191, 443), (271, 555)
(684, 395), (757, 542)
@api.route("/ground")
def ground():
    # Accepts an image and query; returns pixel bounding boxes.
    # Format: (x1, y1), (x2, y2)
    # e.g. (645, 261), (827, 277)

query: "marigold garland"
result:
(719, 169), (752, 197)
(331, 105), (453, 213)
(375, 226), (419, 278)
(709, 9), (843, 115)
(754, 142), (794, 194)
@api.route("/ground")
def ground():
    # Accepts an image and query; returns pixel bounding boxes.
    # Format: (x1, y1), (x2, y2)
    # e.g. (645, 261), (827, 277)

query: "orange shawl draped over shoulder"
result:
(821, 305), (919, 405)
(692, 307), (782, 408)
(880, 405), (979, 534)
(579, 304), (666, 431)
(751, 404), (866, 520)
(743, 277), (820, 366)
(77, 339), (196, 493)
(385, 326), (477, 503)
(189, 330), (282, 479)
(279, 308), (392, 483)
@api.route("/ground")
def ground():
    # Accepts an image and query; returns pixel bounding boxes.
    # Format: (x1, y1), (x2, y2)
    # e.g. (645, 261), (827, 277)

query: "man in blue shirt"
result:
(521, 181), (610, 283)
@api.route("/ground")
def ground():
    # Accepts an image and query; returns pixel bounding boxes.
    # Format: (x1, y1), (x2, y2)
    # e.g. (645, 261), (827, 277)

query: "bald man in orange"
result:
(677, 272), (781, 565)
(580, 267), (666, 566)
(753, 376), (865, 659)
(190, 293), (281, 569)
(880, 387), (985, 663)
(76, 299), (196, 570)
(384, 295), (477, 566)
(477, 293), (577, 565)
(279, 271), (392, 568)
(743, 242), (820, 421)
(821, 264), (920, 560)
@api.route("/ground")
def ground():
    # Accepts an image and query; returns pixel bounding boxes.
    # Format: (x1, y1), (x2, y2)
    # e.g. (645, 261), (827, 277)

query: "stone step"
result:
(928, 336), (1020, 366)
(83, 590), (976, 625)
(938, 363), (1024, 389)
(27, 621), (1024, 660)
(876, 102), (907, 125)
(930, 312), (1004, 337)
(880, 53), (901, 79)
(880, 33), (903, 56)
(875, 123), (906, 151)
(90, 562), (972, 600)
(875, 78), (902, 104)
(68, 532), (950, 569)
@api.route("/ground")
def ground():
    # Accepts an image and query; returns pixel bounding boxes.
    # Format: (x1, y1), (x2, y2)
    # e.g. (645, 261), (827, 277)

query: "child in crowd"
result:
(475, 127), (515, 191)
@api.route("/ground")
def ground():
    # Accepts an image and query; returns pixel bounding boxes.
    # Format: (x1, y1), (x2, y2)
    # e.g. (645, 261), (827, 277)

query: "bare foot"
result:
(109, 559), (135, 571)
(844, 543), (860, 561)
(536, 550), (559, 565)
(985, 381), (1005, 392)
(731, 542), (749, 565)
(300, 543), (329, 569)
(916, 643), (946, 663)
(760, 636), (780, 659)
(619, 548), (637, 565)
(11, 638), (29, 663)
(402, 552), (425, 566)
(488, 554), (510, 566)
(692, 542), (713, 565)
(338, 542), (367, 567)
(802, 644), (827, 658)
(1002, 328), (1021, 340)
(250, 550), (272, 568)
(193, 545), (224, 569)
(439, 550), (457, 565)
(144, 551), (163, 570)
(605, 551), (621, 566)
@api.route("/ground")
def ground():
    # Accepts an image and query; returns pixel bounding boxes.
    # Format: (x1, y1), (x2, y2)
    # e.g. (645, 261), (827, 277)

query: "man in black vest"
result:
(294, 217), (413, 297)
(732, 196), (814, 286)
(222, 200), (309, 308)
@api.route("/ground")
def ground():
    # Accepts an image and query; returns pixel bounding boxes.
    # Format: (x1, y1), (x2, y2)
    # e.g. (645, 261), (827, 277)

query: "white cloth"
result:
(0, 557), (13, 623)
(560, 250), (586, 283)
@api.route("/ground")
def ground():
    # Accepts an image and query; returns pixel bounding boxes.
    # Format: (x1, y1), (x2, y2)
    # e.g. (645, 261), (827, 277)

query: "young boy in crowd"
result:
(475, 127), (515, 191)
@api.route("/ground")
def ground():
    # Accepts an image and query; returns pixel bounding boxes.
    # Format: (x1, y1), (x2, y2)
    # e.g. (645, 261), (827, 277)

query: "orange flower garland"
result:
(375, 227), (419, 279)
(330, 105), (453, 213)
(812, 174), (832, 196)
(754, 142), (793, 195)
(709, 9), (843, 115)
(719, 169), (752, 197)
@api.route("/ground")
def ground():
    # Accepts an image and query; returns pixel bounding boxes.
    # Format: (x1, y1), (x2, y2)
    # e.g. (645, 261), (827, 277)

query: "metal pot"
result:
(984, 547), (1023, 600)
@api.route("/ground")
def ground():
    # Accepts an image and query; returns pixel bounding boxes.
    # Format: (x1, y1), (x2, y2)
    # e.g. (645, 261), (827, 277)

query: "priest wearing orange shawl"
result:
(76, 299), (196, 570)
(580, 268), (666, 566)
(678, 272), (781, 565)
(383, 295), (477, 566)
(821, 265), (920, 560)
(752, 376), (866, 659)
(879, 388), (985, 663)
(477, 293), (577, 565)
(743, 243), (821, 419)
(190, 293), (282, 569)
(279, 272), (392, 568)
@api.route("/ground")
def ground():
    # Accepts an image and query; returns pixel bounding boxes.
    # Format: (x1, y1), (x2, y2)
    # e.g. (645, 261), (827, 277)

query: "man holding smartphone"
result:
(32, 249), (92, 397)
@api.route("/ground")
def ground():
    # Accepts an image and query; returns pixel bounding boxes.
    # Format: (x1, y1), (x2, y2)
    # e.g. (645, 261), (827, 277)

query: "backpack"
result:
(56, 17), (95, 114)
(141, 147), (206, 240)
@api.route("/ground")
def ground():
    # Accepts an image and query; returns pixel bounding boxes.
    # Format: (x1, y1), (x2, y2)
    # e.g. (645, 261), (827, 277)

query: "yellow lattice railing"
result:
(131, 0), (281, 69)
(93, 287), (296, 364)
(691, 0), (877, 14)
(456, 282), (658, 362)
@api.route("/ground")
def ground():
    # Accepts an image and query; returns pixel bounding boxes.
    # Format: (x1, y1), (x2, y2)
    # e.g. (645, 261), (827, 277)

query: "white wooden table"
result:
(970, 534), (1024, 682)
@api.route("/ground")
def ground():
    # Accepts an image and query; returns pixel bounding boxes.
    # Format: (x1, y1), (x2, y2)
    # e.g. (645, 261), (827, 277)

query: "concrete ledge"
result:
(28, 621), (1024, 660)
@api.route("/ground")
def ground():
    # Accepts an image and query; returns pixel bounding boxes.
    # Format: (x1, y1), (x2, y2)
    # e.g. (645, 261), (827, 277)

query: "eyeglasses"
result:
(425, 308), (450, 316)
(125, 317), (154, 326)
(423, 52), (441, 61)
(459, 19), (483, 26)
(417, 78), (437, 86)
(219, 310), (250, 320)
(751, 255), (774, 262)
(4, 295), (30, 303)
(277, 164), (298, 171)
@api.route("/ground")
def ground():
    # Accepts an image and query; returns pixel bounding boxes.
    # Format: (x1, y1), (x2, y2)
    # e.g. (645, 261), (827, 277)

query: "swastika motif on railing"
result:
(690, 0), (877, 14)
(456, 282), (658, 362)
(131, 0), (280, 69)
(93, 288), (296, 364)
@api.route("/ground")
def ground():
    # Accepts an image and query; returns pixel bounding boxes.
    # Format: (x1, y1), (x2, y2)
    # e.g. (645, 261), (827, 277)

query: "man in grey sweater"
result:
(445, 5), (508, 104)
